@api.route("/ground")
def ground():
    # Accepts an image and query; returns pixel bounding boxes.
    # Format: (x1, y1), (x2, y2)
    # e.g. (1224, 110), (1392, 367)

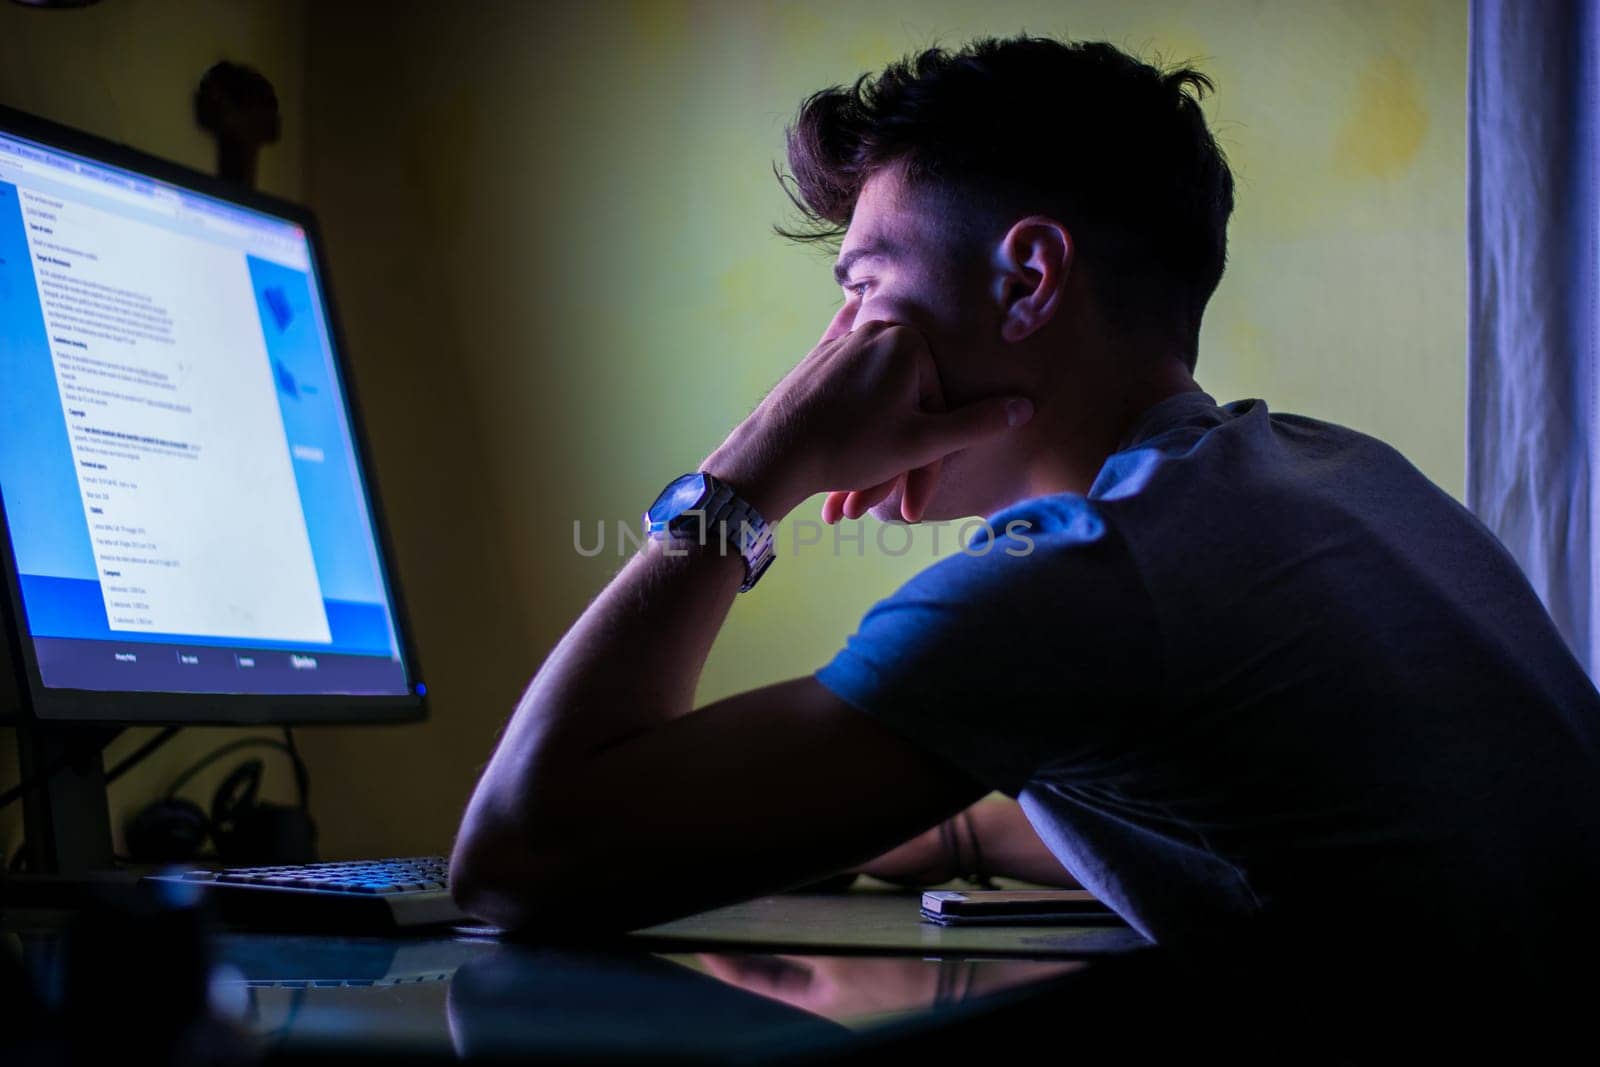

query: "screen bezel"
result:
(0, 103), (425, 726)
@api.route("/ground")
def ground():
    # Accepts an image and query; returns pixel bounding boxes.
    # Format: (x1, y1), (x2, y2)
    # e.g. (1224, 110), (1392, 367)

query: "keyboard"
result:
(145, 859), (862, 933)
(144, 856), (471, 932)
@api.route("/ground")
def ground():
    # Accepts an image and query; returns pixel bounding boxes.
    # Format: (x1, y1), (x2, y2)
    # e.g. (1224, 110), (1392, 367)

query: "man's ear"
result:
(991, 216), (1072, 344)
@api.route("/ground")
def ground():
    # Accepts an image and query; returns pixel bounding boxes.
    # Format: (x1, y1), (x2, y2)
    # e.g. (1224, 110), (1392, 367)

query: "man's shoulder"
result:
(946, 492), (1117, 566)
(876, 493), (1141, 617)
(1092, 394), (1429, 505)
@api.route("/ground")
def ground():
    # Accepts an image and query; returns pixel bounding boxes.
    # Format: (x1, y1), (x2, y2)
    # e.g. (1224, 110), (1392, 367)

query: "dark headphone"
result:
(124, 736), (317, 867)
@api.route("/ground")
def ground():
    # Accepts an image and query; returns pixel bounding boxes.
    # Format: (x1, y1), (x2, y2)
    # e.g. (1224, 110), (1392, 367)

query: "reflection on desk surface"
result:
(683, 952), (1085, 1027)
(7, 888), (1134, 1063)
(206, 935), (1088, 1061)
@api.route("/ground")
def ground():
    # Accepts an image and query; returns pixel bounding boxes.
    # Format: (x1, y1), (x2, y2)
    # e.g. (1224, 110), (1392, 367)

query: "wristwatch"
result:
(643, 471), (776, 592)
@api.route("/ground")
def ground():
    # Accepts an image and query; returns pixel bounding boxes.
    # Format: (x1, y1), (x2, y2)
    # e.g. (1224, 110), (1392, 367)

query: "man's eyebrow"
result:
(833, 240), (895, 286)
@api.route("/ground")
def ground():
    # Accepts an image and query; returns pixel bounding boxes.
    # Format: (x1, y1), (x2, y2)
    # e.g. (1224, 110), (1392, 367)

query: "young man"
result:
(451, 35), (1600, 1036)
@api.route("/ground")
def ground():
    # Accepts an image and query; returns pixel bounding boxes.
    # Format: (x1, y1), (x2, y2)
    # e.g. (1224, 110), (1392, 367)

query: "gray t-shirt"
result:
(816, 389), (1600, 994)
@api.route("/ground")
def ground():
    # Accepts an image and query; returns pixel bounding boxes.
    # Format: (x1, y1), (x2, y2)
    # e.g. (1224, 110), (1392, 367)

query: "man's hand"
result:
(703, 320), (1032, 524)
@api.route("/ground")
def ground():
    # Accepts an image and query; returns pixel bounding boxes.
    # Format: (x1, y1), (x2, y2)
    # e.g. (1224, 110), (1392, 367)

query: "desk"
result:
(4, 880), (1182, 1064)
(18, 879), (1535, 1064)
(5, 883), (1582, 1064)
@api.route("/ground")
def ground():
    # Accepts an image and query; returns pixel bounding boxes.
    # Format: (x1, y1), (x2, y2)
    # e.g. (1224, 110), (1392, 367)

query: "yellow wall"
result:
(298, 0), (1467, 858)
(2, 0), (1467, 864)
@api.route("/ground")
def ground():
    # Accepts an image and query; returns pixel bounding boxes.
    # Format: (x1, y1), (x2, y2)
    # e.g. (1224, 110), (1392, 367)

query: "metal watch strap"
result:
(701, 475), (774, 592)
(647, 472), (774, 592)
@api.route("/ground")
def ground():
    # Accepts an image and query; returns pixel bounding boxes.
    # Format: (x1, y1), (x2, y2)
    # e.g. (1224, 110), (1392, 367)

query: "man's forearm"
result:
(854, 795), (1081, 888)
(454, 446), (804, 864)
(451, 320), (1028, 916)
(969, 795), (1080, 887)
(493, 541), (738, 770)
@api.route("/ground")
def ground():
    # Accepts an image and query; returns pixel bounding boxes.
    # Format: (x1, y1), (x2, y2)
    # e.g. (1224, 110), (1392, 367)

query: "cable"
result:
(6, 730), (311, 870)
(0, 760), (67, 812)
(0, 748), (83, 812)
(163, 738), (296, 801)
(105, 727), (181, 785)
(280, 726), (309, 809)
(0, 726), (163, 812)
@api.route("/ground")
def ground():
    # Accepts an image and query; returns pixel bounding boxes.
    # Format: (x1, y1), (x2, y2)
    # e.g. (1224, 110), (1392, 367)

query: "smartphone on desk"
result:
(920, 889), (1123, 926)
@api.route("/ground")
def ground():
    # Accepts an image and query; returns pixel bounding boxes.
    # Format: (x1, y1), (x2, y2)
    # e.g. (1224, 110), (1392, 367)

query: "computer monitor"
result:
(0, 105), (425, 871)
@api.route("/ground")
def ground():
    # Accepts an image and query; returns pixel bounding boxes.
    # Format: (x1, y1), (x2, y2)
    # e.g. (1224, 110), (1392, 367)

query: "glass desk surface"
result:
(5, 882), (1154, 1063)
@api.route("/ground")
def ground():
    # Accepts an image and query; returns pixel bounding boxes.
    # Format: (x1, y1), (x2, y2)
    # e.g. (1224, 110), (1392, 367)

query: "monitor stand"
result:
(3, 723), (156, 911)
(10, 721), (119, 877)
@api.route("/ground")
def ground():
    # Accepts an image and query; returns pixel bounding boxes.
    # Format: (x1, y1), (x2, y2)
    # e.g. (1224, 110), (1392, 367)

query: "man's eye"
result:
(844, 281), (870, 298)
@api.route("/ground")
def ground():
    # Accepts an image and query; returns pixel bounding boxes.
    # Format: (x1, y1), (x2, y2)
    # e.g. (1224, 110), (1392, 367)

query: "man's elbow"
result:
(450, 816), (553, 930)
(449, 815), (608, 935)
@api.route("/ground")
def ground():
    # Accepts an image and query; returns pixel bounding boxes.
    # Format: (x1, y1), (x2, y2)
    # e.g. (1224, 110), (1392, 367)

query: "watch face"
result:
(647, 473), (710, 526)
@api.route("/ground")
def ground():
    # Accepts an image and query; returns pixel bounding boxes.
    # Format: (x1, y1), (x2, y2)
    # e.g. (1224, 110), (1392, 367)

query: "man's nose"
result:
(819, 303), (855, 345)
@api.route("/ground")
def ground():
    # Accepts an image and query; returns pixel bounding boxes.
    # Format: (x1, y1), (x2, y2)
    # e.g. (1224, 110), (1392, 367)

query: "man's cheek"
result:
(868, 486), (906, 525)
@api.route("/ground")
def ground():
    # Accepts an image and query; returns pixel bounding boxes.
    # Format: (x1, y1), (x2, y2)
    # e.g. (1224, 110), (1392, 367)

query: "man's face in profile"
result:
(819, 163), (1037, 524)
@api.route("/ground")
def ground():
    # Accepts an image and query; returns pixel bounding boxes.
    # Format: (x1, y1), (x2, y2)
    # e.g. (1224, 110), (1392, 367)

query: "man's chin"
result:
(867, 497), (910, 524)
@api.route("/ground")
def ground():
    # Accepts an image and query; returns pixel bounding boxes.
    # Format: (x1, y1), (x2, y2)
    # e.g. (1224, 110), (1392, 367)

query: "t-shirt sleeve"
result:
(814, 498), (1160, 799)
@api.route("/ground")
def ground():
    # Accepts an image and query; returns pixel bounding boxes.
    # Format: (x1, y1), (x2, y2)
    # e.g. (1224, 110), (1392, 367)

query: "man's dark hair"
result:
(776, 35), (1235, 368)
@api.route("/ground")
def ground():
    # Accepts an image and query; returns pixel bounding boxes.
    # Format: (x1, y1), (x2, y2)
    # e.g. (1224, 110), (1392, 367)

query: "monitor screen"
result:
(0, 115), (419, 712)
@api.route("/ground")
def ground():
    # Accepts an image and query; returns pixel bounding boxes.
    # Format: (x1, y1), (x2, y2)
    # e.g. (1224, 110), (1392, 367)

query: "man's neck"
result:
(1027, 354), (1202, 497)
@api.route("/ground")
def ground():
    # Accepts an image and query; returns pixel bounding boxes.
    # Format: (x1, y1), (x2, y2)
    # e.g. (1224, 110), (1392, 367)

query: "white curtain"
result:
(1467, 0), (1600, 679)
